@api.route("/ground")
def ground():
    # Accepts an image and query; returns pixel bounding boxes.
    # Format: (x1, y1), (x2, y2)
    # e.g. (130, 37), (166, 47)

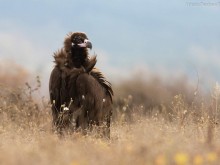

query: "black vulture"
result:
(49, 32), (113, 138)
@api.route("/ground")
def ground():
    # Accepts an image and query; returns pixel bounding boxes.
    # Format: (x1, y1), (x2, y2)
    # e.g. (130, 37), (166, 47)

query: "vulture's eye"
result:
(73, 36), (83, 43)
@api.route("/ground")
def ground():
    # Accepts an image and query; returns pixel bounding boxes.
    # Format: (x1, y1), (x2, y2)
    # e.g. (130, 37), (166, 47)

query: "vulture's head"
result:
(64, 32), (92, 53)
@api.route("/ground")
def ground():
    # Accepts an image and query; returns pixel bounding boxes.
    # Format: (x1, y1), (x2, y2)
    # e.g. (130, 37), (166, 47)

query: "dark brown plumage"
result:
(49, 32), (113, 138)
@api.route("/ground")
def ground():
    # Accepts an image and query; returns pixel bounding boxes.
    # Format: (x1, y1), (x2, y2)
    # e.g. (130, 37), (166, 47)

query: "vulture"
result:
(49, 32), (113, 138)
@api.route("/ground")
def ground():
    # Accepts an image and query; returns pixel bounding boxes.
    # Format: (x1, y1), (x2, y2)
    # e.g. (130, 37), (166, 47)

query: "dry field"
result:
(0, 66), (220, 165)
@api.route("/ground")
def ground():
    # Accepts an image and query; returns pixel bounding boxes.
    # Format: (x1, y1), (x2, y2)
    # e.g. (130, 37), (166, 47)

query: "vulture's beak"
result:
(85, 40), (92, 49)
(74, 39), (92, 49)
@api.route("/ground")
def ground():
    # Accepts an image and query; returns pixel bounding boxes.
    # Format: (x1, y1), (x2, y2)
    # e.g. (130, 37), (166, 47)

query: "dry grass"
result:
(0, 66), (220, 165)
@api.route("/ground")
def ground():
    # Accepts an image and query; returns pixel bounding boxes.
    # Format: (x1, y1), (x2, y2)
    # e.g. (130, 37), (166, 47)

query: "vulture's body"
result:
(49, 32), (113, 137)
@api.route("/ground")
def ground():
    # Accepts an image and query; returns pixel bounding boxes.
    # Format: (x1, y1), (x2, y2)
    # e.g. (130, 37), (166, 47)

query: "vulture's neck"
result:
(68, 48), (88, 68)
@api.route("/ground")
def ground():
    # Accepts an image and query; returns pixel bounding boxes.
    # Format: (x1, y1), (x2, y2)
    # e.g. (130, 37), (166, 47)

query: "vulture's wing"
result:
(90, 69), (113, 102)
(49, 66), (62, 124)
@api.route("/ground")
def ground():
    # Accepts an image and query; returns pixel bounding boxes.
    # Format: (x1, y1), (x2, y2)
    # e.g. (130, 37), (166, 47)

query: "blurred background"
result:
(0, 0), (220, 97)
(1, 2), (220, 163)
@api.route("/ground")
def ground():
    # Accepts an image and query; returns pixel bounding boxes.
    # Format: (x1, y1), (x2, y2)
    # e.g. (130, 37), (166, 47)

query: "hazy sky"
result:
(0, 0), (220, 86)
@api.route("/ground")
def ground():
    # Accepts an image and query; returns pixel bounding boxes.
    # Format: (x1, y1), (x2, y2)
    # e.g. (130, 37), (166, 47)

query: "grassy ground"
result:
(0, 74), (220, 165)
(0, 108), (219, 165)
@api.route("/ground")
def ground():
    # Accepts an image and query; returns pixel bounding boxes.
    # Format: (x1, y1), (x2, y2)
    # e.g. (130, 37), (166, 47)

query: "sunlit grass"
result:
(1, 72), (220, 165)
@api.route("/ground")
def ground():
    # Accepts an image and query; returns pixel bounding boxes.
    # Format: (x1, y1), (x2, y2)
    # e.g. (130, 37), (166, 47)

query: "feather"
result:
(90, 68), (113, 102)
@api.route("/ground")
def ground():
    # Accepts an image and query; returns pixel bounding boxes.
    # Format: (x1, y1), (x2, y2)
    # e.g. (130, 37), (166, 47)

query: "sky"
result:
(0, 0), (220, 91)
